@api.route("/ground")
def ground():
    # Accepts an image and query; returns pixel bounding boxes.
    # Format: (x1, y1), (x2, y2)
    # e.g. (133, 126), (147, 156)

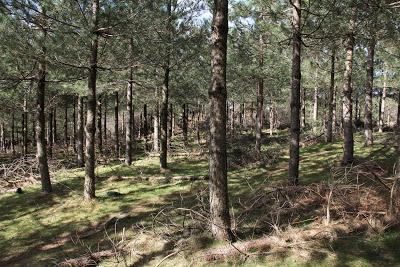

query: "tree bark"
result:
(209, 0), (233, 241)
(53, 107), (57, 145)
(255, 34), (264, 154)
(12, 111), (15, 155)
(379, 66), (387, 133)
(169, 103), (173, 140)
(103, 94), (107, 140)
(288, 0), (301, 185)
(77, 96), (84, 167)
(153, 101), (159, 152)
(312, 68), (318, 133)
(326, 48), (336, 143)
(301, 87), (306, 129)
(96, 95), (102, 153)
(23, 97), (28, 156)
(160, 1), (171, 169)
(0, 122), (4, 152)
(36, 30), (52, 193)
(342, 15), (356, 165)
(364, 37), (375, 146)
(143, 104), (148, 139)
(182, 104), (188, 146)
(48, 110), (53, 158)
(84, 0), (99, 201)
(125, 41), (134, 165)
(73, 98), (77, 151)
(114, 91), (120, 157)
(64, 104), (68, 148)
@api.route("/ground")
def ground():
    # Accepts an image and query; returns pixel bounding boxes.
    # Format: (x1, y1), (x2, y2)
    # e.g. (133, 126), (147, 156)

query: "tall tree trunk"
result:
(255, 34), (264, 154)
(397, 88), (400, 175)
(64, 104), (68, 148)
(48, 111), (53, 158)
(77, 96), (84, 167)
(160, 0), (172, 170)
(84, 0), (99, 201)
(73, 98), (77, 151)
(154, 103), (159, 153)
(103, 94), (107, 141)
(169, 103), (173, 140)
(326, 48), (336, 143)
(288, 0), (301, 185)
(125, 42), (134, 165)
(36, 29), (52, 193)
(114, 91), (120, 157)
(96, 95), (102, 153)
(312, 68), (318, 133)
(12, 111), (15, 155)
(379, 66), (387, 133)
(53, 107), (57, 145)
(342, 15), (356, 165)
(364, 37), (375, 146)
(23, 97), (28, 156)
(209, 0), (232, 241)
(182, 104), (188, 146)
(0, 122), (4, 152)
(301, 87), (306, 128)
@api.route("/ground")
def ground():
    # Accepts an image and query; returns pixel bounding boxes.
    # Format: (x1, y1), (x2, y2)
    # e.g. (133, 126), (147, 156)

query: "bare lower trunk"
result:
(160, 67), (169, 169)
(182, 104), (188, 145)
(301, 87), (306, 128)
(288, 0), (301, 185)
(84, 0), (99, 201)
(255, 78), (264, 154)
(326, 48), (335, 143)
(209, 0), (232, 241)
(96, 95), (102, 153)
(48, 111), (53, 158)
(77, 96), (84, 167)
(169, 103), (173, 140)
(36, 38), (52, 193)
(379, 67), (387, 133)
(64, 104), (68, 148)
(125, 55), (134, 165)
(103, 94), (107, 140)
(114, 91), (119, 157)
(312, 69), (318, 133)
(53, 107), (57, 145)
(73, 99), (76, 151)
(12, 112), (15, 155)
(154, 103), (159, 152)
(364, 37), (375, 146)
(23, 97), (28, 156)
(342, 16), (355, 165)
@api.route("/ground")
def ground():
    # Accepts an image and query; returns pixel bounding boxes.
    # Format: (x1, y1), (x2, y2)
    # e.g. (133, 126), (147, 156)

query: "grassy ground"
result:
(0, 131), (399, 266)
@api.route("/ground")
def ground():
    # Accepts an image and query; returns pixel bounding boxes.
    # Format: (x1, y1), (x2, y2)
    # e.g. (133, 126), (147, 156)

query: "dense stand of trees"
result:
(0, 0), (400, 241)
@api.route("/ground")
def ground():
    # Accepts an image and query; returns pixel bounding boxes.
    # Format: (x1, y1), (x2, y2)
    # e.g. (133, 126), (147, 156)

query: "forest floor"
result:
(0, 130), (400, 266)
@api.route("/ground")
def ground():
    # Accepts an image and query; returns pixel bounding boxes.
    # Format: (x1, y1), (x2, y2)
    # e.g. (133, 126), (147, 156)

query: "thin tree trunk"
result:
(255, 34), (264, 154)
(84, 0), (99, 201)
(53, 107), (57, 145)
(64, 104), (68, 148)
(77, 96), (84, 167)
(342, 15), (356, 165)
(143, 104), (148, 139)
(114, 91), (120, 157)
(160, 0), (172, 170)
(301, 87), (306, 128)
(153, 88), (160, 153)
(23, 97), (28, 156)
(326, 48), (336, 142)
(103, 94), (107, 141)
(379, 66), (387, 133)
(312, 68), (318, 133)
(364, 37), (375, 146)
(36, 28), (52, 193)
(73, 98), (77, 151)
(182, 104), (188, 145)
(288, 0), (301, 185)
(125, 40), (134, 165)
(169, 103), (173, 140)
(0, 122), (4, 152)
(12, 112), (15, 155)
(96, 95), (102, 153)
(209, 0), (232, 241)
(48, 111), (53, 158)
